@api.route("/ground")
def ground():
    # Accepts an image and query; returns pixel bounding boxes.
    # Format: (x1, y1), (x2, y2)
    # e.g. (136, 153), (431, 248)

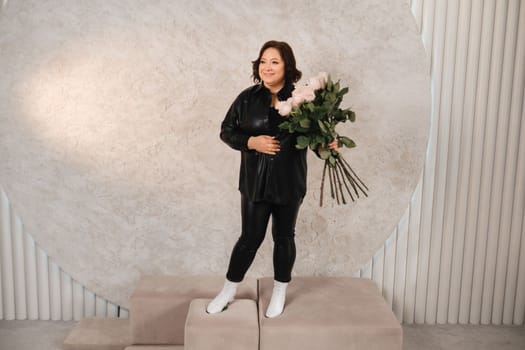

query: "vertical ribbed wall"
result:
(0, 0), (524, 325)
(361, 0), (525, 325)
(0, 188), (128, 320)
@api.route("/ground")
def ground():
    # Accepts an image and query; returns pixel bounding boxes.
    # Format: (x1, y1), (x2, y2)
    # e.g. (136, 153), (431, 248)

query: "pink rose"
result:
(275, 98), (293, 116)
(293, 85), (316, 102)
(291, 94), (305, 107)
(308, 76), (323, 90)
(317, 72), (328, 88)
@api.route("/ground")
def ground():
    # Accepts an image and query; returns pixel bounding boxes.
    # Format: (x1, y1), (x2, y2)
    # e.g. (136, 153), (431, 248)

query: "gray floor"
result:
(0, 320), (75, 350)
(0, 320), (524, 350)
(402, 323), (525, 350)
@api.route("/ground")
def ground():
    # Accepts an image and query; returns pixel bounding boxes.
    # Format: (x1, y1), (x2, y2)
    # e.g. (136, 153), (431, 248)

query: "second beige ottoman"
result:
(258, 276), (402, 350)
(185, 298), (259, 350)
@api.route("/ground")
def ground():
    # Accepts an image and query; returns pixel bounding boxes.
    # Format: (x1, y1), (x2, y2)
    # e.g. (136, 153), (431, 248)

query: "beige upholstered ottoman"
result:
(129, 275), (257, 345)
(258, 277), (402, 350)
(185, 298), (259, 350)
(63, 318), (131, 350)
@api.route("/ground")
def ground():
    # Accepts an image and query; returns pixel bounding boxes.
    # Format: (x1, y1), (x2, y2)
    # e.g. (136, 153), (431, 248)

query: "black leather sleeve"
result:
(220, 93), (251, 152)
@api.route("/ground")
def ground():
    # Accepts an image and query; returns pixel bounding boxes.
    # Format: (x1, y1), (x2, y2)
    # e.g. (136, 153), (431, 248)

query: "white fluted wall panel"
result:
(358, 0), (524, 325)
(0, 188), (128, 320)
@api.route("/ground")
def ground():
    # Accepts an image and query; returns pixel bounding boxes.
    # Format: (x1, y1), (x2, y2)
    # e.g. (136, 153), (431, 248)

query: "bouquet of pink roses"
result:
(275, 72), (368, 206)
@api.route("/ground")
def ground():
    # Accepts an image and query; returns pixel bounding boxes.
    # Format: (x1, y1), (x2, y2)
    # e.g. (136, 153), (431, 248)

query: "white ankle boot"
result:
(206, 280), (238, 314)
(265, 280), (288, 318)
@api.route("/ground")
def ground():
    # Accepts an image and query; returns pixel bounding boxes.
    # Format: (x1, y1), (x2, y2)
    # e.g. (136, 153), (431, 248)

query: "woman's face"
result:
(259, 47), (286, 90)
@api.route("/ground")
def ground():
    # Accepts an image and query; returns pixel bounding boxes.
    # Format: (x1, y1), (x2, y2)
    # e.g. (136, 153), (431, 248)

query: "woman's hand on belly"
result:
(247, 135), (281, 155)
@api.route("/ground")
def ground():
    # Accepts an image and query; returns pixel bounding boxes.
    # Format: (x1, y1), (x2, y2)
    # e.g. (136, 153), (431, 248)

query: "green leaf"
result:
(279, 121), (290, 130)
(333, 110), (344, 122)
(299, 118), (311, 129)
(319, 149), (331, 160)
(317, 120), (328, 134)
(296, 135), (310, 149)
(338, 136), (356, 148)
(328, 155), (336, 166)
(326, 92), (336, 103)
(305, 102), (315, 112)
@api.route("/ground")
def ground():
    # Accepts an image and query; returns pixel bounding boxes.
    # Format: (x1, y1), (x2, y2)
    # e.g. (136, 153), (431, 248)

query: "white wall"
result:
(0, 189), (125, 320)
(0, 0), (429, 307)
(364, 0), (525, 325)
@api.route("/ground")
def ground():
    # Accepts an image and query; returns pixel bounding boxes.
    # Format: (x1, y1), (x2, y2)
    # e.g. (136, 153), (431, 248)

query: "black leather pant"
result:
(226, 195), (302, 283)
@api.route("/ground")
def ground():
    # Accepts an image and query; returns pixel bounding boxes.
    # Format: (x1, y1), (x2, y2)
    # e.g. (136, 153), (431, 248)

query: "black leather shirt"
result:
(220, 82), (307, 204)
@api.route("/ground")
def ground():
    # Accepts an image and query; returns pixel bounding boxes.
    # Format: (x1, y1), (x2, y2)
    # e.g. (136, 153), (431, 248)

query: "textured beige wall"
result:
(0, 0), (429, 307)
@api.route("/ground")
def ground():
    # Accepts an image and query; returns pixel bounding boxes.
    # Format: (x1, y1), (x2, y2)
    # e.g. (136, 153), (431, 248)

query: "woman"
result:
(207, 40), (337, 318)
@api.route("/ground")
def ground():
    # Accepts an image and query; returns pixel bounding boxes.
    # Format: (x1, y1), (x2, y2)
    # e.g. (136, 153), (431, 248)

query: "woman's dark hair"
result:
(252, 40), (302, 84)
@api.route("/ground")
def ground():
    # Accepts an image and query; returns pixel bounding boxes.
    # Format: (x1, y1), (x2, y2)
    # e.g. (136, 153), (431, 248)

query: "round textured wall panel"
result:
(0, 0), (430, 307)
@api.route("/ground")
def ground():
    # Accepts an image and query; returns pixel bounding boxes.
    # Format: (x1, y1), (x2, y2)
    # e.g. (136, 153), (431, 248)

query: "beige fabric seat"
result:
(258, 276), (402, 350)
(185, 298), (259, 350)
(63, 318), (131, 350)
(129, 275), (257, 345)
(64, 275), (401, 350)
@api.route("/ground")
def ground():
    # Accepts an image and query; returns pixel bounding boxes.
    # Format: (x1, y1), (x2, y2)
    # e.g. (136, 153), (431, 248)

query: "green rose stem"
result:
(335, 161), (354, 202)
(340, 155), (369, 196)
(334, 161), (349, 203)
(332, 166), (340, 205)
(334, 161), (346, 204)
(318, 152), (369, 207)
(320, 162), (328, 207)
(329, 163), (336, 203)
